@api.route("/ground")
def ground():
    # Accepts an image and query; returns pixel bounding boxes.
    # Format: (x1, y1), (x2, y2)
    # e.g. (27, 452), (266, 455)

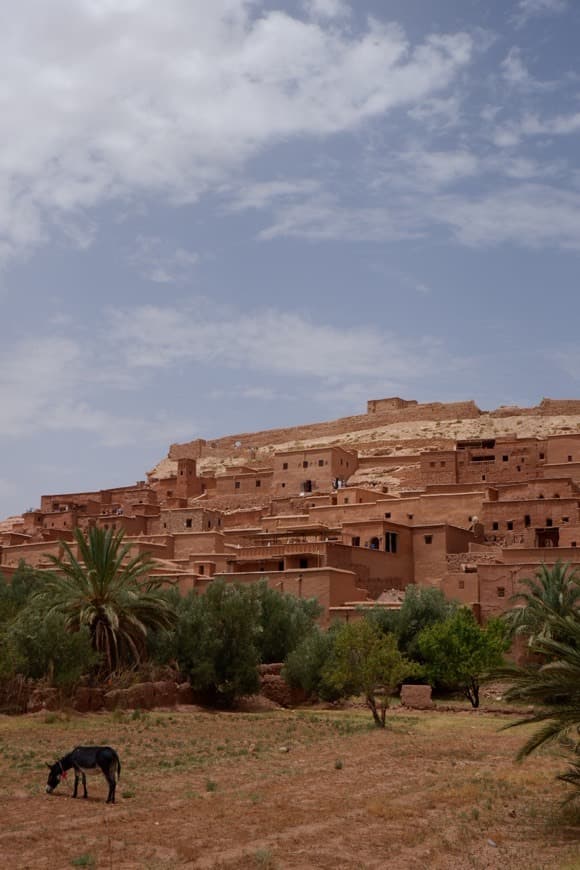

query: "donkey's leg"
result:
(81, 771), (88, 799)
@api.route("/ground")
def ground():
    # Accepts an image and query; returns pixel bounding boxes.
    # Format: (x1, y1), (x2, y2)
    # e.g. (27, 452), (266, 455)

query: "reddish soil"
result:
(0, 706), (578, 869)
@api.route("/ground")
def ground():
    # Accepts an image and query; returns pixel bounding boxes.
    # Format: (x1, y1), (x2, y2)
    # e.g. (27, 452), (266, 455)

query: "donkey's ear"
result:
(46, 762), (52, 769)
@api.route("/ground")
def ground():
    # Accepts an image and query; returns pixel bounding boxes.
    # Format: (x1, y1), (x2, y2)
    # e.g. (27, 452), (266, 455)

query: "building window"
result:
(568, 455), (573, 462)
(492, 522), (499, 531)
(255, 480), (261, 487)
(370, 537), (380, 550)
(198, 565), (204, 575)
(482, 475), (486, 481)
(430, 461), (436, 468)
(303, 461), (309, 468)
(497, 587), (505, 598)
(207, 521), (212, 529)
(235, 481), (240, 489)
(563, 516), (570, 523)
(502, 455), (508, 462)
(539, 452), (545, 460)
(318, 459), (324, 467)
(278, 561), (284, 571)
(424, 535), (433, 544)
(283, 462), (288, 470)
(524, 515), (531, 527)
(546, 518), (553, 527)
(458, 579), (465, 590)
(343, 497), (349, 504)
(352, 536), (360, 547)
(384, 512), (391, 519)
(507, 521), (514, 531)
(185, 518), (192, 529)
(572, 542), (577, 548)
(385, 532), (398, 554)
(299, 558), (308, 569)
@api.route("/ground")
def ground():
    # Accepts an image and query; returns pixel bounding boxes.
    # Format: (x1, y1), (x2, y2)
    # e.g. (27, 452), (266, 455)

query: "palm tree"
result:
(503, 561), (580, 648)
(501, 614), (580, 801)
(34, 527), (175, 674)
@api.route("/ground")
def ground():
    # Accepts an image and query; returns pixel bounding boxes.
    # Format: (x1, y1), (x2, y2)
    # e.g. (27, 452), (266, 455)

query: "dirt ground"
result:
(0, 705), (579, 870)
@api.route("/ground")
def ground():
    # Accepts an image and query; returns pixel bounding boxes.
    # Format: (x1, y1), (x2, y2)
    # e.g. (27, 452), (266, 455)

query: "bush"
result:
(250, 580), (322, 663)
(4, 607), (99, 689)
(175, 581), (261, 707)
(283, 627), (342, 702)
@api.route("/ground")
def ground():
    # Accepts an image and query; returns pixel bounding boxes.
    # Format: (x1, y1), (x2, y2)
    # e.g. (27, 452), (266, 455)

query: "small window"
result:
(282, 462), (288, 470)
(516, 466), (521, 472)
(539, 493), (544, 499)
(163, 522), (167, 529)
(235, 481), (240, 489)
(256, 480), (261, 488)
(185, 518), (192, 529)
(424, 535), (433, 544)
(299, 558), (308, 569)
(440, 461), (446, 467)
(318, 459), (324, 467)
(568, 455), (573, 462)
(207, 520), (212, 529)
(502, 455), (508, 462)
(492, 522), (499, 531)
(546, 518), (553, 527)
(572, 541), (577, 548)
(303, 461), (309, 468)
(430, 461), (436, 468)
(352, 536), (360, 547)
(198, 565), (204, 575)
(554, 493), (560, 499)
(384, 512), (391, 519)
(562, 516), (570, 523)
(281, 483), (286, 488)
(497, 587), (505, 598)
(482, 475), (486, 481)
(539, 452), (545, 460)
(524, 515), (531, 527)
(458, 579), (465, 590)
(344, 497), (349, 504)
(278, 561), (284, 571)
(507, 521), (514, 531)
(407, 513), (414, 520)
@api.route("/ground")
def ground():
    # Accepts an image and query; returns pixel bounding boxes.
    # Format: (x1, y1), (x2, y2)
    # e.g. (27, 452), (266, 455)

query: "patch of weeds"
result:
(205, 779), (218, 792)
(254, 848), (276, 868)
(249, 792), (262, 805)
(471, 807), (480, 821)
(71, 854), (95, 867)
(122, 789), (135, 799)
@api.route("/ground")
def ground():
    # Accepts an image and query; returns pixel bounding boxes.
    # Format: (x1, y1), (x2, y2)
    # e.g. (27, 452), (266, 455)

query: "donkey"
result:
(46, 746), (121, 804)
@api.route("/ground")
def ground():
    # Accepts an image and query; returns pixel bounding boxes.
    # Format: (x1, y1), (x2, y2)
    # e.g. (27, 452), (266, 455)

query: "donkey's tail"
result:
(114, 752), (121, 781)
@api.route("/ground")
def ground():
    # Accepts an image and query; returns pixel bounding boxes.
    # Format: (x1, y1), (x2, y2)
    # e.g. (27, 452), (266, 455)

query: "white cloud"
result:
(302, 0), (351, 20)
(492, 110), (580, 148)
(433, 185), (580, 249)
(513, 0), (568, 27)
(129, 235), (199, 284)
(107, 302), (456, 385)
(225, 179), (321, 212)
(0, 334), (196, 445)
(0, 1), (472, 264)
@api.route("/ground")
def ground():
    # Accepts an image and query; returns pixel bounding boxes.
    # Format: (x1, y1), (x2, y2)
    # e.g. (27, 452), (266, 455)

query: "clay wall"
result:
(171, 532), (228, 559)
(478, 549), (580, 621)
(215, 469), (273, 496)
(272, 447), (358, 498)
(481, 497), (579, 537)
(221, 508), (265, 529)
(492, 479), (576, 501)
(456, 437), (543, 485)
(545, 434), (580, 465)
(93, 515), (148, 535)
(367, 398), (481, 420)
(154, 507), (224, 535)
(419, 450), (458, 486)
(0, 541), (63, 567)
(440, 571), (479, 606)
(411, 525), (474, 587)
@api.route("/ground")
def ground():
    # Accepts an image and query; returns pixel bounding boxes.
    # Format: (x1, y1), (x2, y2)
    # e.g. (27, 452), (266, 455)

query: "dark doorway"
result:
(536, 528), (559, 548)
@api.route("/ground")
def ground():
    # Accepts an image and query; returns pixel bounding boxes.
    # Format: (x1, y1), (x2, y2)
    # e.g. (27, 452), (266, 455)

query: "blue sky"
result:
(2, 0), (580, 517)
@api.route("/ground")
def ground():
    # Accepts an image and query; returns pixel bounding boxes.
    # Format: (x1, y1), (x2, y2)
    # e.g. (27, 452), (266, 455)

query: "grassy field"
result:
(0, 705), (578, 869)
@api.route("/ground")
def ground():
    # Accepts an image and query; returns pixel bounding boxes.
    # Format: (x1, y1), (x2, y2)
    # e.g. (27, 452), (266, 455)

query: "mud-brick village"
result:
(3, 2), (580, 868)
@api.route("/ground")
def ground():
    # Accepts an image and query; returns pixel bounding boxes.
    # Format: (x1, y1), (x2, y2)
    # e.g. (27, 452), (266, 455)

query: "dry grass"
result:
(0, 706), (578, 868)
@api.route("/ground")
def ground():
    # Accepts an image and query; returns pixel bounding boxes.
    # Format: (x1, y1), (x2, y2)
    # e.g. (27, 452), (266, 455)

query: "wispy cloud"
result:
(0, 3), (472, 265)
(129, 235), (199, 284)
(513, 0), (568, 28)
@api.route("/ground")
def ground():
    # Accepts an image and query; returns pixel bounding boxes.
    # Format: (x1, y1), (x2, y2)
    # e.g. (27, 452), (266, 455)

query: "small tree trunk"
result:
(464, 678), (480, 708)
(366, 694), (385, 728)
